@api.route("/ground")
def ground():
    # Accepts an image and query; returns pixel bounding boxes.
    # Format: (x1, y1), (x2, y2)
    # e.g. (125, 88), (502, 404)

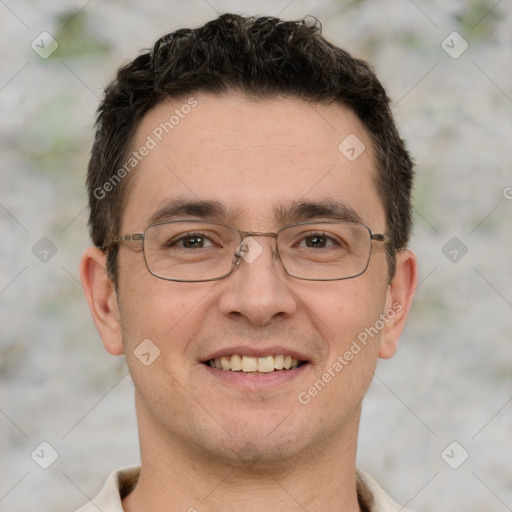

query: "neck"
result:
(123, 399), (362, 512)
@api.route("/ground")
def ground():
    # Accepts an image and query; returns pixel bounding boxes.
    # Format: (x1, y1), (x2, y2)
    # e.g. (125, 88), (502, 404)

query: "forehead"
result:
(121, 93), (385, 231)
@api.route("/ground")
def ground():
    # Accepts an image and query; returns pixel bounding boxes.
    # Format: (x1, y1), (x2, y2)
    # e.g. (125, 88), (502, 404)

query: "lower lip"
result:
(202, 363), (309, 391)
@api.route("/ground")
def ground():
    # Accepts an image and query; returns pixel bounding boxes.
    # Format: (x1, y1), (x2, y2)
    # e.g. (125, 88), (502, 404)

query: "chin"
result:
(192, 415), (315, 470)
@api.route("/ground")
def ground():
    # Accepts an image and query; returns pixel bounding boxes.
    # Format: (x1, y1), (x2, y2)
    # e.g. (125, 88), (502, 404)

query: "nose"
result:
(217, 236), (297, 326)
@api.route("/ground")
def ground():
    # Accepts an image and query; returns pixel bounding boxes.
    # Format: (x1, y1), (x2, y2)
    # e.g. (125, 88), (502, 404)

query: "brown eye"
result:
(182, 235), (206, 248)
(299, 233), (338, 249)
(167, 233), (217, 249)
(304, 235), (328, 248)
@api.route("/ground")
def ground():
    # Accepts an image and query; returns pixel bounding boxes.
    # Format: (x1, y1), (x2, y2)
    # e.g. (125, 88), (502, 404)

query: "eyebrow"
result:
(146, 197), (363, 226)
(273, 199), (363, 225)
(147, 198), (232, 225)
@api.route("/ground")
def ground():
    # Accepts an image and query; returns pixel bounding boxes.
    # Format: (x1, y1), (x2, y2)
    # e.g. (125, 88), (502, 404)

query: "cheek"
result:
(305, 275), (387, 333)
(117, 281), (207, 407)
(117, 271), (216, 359)
(296, 280), (385, 418)
(299, 275), (388, 371)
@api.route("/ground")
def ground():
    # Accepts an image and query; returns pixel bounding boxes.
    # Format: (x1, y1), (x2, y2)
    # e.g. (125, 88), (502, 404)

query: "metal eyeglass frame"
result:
(105, 219), (390, 282)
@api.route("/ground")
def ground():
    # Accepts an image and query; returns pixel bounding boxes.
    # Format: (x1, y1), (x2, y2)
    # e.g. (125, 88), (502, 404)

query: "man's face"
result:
(112, 94), (398, 465)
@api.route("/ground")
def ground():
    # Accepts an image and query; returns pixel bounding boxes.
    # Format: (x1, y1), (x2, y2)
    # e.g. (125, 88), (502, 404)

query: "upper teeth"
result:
(207, 355), (300, 373)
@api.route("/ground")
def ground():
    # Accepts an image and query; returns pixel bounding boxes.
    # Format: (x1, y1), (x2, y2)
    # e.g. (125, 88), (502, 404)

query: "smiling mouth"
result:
(205, 355), (305, 373)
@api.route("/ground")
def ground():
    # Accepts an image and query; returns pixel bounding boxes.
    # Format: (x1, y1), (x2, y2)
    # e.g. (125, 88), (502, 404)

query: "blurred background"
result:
(1, 1), (511, 511)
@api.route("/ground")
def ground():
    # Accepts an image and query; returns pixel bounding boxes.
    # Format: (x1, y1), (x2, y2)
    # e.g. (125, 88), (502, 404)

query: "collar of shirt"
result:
(74, 466), (416, 512)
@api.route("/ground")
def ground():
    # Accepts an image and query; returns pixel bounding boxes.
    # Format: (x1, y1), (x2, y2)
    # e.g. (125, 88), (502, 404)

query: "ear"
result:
(378, 249), (418, 359)
(79, 247), (124, 356)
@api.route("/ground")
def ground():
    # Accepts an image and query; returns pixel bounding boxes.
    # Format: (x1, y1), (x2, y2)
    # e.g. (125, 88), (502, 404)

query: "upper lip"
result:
(202, 346), (309, 363)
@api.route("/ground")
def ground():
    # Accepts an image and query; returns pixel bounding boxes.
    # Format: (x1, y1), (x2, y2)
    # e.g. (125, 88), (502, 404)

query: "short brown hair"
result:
(87, 14), (414, 282)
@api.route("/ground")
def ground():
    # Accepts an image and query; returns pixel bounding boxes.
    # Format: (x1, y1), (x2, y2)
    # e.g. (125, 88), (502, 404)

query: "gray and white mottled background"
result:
(1, 1), (511, 511)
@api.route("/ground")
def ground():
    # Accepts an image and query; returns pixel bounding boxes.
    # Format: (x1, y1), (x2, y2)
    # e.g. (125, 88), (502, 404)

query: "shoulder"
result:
(74, 466), (141, 512)
(356, 469), (417, 512)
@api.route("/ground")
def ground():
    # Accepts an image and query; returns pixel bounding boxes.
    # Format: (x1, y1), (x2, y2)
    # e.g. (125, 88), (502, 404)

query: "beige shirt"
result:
(75, 466), (415, 512)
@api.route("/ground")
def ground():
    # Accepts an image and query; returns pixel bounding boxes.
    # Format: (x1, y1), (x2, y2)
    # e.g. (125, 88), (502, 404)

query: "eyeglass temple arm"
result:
(103, 233), (144, 250)
(371, 233), (390, 243)
(114, 234), (144, 242)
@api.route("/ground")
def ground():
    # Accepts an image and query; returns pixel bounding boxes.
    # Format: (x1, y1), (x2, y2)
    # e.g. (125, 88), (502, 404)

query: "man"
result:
(78, 13), (417, 512)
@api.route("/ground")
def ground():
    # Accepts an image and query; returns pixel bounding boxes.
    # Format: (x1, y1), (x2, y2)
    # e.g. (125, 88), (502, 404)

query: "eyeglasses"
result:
(105, 220), (389, 282)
